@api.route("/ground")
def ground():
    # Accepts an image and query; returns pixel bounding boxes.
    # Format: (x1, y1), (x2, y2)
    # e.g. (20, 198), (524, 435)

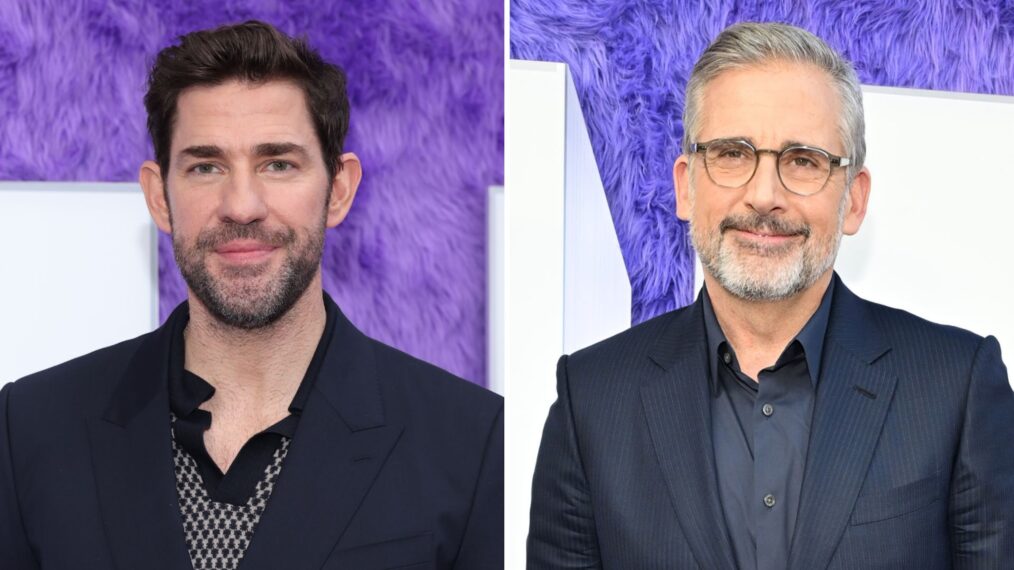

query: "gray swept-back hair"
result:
(682, 22), (865, 181)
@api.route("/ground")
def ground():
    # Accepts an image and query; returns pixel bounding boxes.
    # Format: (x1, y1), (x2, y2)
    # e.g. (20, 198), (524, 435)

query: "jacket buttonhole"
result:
(853, 385), (877, 400)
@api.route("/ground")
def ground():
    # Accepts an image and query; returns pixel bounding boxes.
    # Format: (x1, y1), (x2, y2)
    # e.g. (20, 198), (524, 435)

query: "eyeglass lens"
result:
(703, 140), (832, 195)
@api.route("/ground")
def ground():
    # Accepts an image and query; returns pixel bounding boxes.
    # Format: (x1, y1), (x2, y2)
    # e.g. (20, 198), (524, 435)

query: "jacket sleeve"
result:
(452, 402), (504, 569)
(527, 355), (603, 569)
(0, 382), (39, 569)
(949, 335), (1014, 568)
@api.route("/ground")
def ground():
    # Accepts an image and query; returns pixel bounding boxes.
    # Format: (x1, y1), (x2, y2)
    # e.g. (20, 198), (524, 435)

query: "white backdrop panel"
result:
(488, 184), (505, 396)
(0, 182), (158, 385)
(505, 60), (567, 570)
(504, 60), (632, 570)
(840, 86), (1013, 364)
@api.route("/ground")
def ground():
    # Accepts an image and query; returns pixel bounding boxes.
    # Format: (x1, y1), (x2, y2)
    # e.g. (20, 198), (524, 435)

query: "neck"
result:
(705, 270), (832, 379)
(183, 278), (326, 417)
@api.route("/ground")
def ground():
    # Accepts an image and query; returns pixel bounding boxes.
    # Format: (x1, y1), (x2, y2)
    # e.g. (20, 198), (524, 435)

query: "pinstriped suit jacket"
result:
(528, 275), (1014, 569)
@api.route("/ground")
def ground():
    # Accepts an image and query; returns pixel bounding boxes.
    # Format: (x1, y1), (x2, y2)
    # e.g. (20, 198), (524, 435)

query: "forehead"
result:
(696, 61), (842, 152)
(172, 79), (317, 155)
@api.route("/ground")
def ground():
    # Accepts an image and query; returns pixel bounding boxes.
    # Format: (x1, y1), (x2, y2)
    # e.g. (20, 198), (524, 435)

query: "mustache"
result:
(719, 213), (810, 238)
(193, 222), (296, 251)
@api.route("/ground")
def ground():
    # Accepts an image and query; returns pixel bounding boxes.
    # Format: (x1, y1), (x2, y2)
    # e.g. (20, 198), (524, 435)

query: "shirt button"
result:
(763, 494), (776, 508)
(723, 352), (732, 364)
(762, 403), (774, 417)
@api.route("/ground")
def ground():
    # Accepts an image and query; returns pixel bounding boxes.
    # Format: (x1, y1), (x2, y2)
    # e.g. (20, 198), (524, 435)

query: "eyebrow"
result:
(253, 142), (310, 159)
(714, 137), (821, 151)
(176, 142), (310, 161)
(780, 139), (810, 149)
(178, 145), (224, 160)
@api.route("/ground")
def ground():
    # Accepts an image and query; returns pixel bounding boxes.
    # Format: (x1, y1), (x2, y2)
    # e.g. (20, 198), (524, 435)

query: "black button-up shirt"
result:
(167, 298), (337, 506)
(703, 280), (834, 570)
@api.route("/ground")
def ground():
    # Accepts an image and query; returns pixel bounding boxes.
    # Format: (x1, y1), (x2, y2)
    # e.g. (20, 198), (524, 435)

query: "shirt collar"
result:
(701, 278), (835, 395)
(167, 292), (339, 419)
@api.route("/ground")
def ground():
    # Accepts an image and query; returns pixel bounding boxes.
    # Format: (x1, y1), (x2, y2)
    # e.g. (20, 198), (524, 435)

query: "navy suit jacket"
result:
(528, 276), (1014, 569)
(1, 298), (503, 569)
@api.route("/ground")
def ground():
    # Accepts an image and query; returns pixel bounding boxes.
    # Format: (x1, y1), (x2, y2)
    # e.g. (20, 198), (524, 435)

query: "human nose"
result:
(742, 151), (786, 215)
(216, 169), (268, 224)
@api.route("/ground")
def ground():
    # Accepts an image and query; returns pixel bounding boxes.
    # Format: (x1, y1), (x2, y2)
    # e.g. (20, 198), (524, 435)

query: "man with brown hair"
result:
(1, 21), (502, 570)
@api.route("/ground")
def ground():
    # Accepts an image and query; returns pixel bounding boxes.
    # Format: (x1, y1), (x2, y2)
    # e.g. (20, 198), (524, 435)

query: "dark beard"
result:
(173, 222), (323, 330)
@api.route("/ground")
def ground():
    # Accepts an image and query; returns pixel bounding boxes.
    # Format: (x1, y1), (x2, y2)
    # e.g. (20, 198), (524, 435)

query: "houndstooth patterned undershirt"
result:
(170, 416), (290, 570)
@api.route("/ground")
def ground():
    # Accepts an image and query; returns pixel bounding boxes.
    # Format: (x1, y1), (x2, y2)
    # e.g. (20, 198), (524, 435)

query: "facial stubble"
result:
(170, 192), (328, 330)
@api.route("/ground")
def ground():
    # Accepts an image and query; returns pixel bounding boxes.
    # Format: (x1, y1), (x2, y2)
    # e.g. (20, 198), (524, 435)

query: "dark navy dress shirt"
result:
(703, 280), (834, 570)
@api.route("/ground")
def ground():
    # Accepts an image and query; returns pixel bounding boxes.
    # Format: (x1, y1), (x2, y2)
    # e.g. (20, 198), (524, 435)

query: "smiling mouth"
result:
(732, 228), (801, 239)
(726, 229), (806, 254)
(214, 240), (278, 263)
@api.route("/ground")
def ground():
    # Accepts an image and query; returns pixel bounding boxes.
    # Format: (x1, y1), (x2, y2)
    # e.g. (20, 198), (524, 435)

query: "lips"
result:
(730, 228), (801, 241)
(739, 228), (793, 237)
(214, 240), (278, 262)
(216, 240), (275, 253)
(734, 228), (800, 239)
(719, 213), (810, 240)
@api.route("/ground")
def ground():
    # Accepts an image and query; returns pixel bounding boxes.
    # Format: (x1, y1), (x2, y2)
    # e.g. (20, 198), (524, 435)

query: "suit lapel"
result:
(238, 302), (402, 569)
(640, 297), (738, 570)
(788, 277), (897, 570)
(87, 309), (193, 570)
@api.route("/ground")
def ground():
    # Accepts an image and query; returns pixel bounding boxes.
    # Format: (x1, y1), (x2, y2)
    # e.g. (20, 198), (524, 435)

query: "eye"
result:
(708, 141), (752, 162)
(189, 163), (221, 175)
(265, 160), (295, 172)
(782, 148), (827, 171)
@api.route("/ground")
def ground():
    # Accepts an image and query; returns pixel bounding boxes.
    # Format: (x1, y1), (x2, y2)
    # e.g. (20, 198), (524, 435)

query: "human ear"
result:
(674, 155), (693, 222)
(139, 160), (172, 234)
(326, 152), (362, 228)
(842, 167), (871, 236)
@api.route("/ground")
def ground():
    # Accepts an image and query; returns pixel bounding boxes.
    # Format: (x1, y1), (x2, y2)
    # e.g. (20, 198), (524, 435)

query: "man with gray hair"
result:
(528, 22), (1013, 569)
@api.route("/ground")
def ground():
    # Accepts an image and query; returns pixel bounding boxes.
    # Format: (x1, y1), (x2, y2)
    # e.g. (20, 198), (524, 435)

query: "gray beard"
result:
(689, 200), (845, 302)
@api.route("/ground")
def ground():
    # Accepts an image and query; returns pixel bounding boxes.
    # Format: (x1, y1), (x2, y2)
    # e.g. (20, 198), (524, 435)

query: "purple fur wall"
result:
(0, 0), (503, 385)
(511, 0), (1014, 324)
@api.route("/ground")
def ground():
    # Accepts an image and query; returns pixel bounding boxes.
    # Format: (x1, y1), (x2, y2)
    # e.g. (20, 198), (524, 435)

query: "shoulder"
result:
(370, 338), (502, 427)
(565, 302), (692, 376)
(2, 332), (152, 457)
(5, 333), (148, 416)
(860, 296), (986, 357)
(362, 338), (502, 474)
(552, 302), (697, 411)
(840, 288), (1000, 395)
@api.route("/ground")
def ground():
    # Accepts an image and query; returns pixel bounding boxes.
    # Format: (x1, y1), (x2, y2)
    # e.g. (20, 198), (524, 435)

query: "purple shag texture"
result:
(0, 0), (503, 385)
(511, 1), (1014, 324)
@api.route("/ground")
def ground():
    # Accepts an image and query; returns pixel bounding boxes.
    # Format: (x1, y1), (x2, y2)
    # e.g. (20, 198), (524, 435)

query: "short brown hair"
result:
(144, 20), (350, 184)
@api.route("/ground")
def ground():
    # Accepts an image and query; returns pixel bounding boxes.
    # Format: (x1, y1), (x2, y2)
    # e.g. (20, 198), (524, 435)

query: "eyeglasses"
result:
(689, 138), (851, 196)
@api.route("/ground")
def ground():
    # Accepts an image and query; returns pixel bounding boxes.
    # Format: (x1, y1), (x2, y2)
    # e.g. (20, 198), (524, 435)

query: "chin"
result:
(712, 255), (812, 300)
